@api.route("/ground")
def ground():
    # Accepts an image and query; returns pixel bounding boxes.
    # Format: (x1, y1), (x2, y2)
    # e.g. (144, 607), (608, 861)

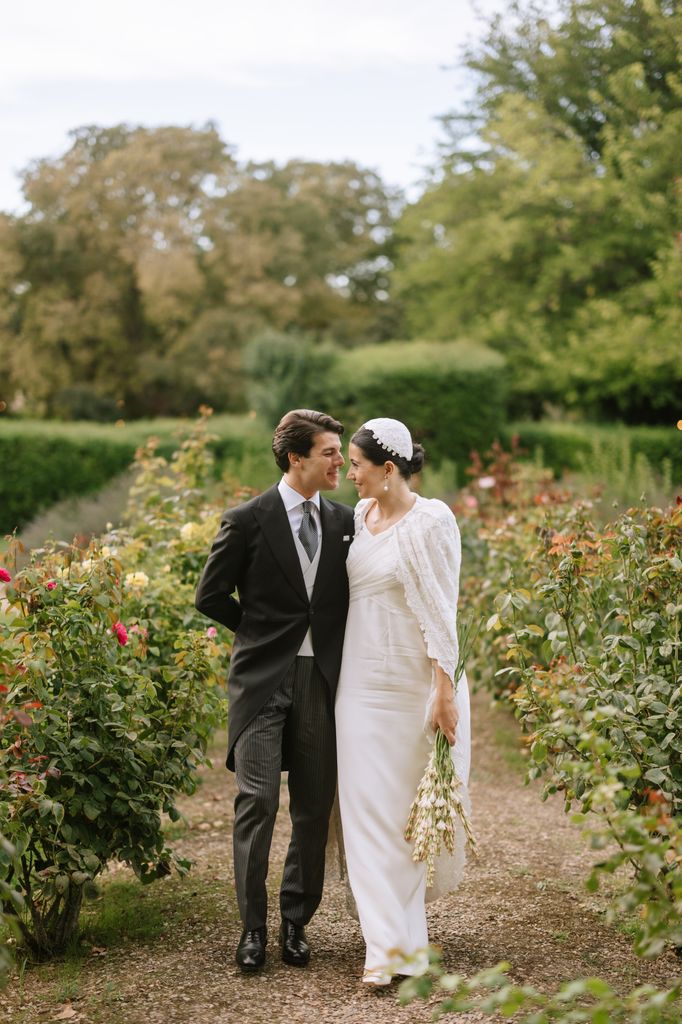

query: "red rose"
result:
(0, 567), (11, 583)
(111, 621), (128, 646)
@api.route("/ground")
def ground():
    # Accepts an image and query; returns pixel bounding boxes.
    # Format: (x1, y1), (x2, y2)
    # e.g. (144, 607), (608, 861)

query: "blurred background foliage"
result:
(0, 0), (678, 431)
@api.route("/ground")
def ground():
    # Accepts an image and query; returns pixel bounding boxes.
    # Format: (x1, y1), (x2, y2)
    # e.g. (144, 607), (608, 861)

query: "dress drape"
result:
(335, 496), (471, 977)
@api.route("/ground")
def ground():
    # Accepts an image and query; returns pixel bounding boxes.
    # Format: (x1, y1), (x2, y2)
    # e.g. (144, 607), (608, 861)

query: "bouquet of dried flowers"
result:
(404, 616), (479, 886)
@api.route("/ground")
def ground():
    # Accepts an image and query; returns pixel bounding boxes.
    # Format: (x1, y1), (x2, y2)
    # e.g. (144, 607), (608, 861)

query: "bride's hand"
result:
(432, 694), (458, 746)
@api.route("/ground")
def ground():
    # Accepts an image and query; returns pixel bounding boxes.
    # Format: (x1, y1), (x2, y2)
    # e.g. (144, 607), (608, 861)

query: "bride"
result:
(335, 418), (471, 986)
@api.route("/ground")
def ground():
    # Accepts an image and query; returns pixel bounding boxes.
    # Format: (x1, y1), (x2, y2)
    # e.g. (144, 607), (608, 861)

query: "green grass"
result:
(1, 870), (237, 1023)
(80, 880), (167, 948)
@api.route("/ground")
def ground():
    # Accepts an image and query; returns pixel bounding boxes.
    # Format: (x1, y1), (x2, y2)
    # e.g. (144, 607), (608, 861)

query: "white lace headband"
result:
(361, 418), (413, 461)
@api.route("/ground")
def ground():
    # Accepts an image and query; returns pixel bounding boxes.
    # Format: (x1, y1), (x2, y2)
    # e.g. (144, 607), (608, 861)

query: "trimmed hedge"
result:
(507, 421), (682, 481)
(310, 340), (508, 469)
(0, 415), (272, 534)
(1, 434), (133, 535)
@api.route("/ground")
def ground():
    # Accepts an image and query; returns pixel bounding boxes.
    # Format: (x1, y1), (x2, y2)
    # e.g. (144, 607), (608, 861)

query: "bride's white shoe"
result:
(362, 967), (392, 987)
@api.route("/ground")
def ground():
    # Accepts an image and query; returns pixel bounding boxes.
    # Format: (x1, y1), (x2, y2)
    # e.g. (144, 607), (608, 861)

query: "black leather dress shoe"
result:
(236, 926), (267, 972)
(280, 919), (310, 966)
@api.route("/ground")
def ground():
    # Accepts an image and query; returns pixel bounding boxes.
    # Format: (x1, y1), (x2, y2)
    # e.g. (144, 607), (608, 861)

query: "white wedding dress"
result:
(335, 495), (471, 979)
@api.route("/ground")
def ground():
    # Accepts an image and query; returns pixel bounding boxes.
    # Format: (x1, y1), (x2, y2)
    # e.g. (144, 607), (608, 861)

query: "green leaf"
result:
(531, 741), (547, 763)
(82, 851), (100, 872)
(584, 977), (613, 998)
(83, 801), (101, 821)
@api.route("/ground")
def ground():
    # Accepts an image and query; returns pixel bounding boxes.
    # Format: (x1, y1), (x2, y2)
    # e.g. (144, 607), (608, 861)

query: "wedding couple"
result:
(195, 409), (471, 986)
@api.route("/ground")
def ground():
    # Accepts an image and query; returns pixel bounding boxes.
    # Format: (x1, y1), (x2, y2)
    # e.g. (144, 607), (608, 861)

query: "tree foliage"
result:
(393, 0), (682, 423)
(0, 125), (398, 418)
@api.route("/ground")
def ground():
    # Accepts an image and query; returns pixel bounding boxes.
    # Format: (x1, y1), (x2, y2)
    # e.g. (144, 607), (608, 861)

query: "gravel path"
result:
(3, 690), (680, 1024)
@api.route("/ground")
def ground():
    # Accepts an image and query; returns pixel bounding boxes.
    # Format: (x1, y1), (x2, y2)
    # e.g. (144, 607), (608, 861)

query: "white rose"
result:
(125, 571), (150, 591)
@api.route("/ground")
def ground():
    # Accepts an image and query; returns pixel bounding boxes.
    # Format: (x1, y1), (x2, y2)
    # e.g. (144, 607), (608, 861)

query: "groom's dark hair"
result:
(272, 409), (344, 472)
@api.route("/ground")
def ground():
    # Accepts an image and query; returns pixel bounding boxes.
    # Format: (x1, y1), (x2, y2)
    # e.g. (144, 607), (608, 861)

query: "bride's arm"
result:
(430, 662), (458, 745)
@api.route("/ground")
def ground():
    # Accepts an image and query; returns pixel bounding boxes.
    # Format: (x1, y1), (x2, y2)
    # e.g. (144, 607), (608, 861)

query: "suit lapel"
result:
(312, 497), (342, 602)
(253, 485), (308, 604)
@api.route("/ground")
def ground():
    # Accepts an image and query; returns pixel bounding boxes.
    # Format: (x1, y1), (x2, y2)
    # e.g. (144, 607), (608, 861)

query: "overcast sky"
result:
(0, 0), (504, 213)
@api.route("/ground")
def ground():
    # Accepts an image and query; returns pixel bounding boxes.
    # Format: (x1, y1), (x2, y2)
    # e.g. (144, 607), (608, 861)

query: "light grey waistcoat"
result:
(293, 530), (321, 656)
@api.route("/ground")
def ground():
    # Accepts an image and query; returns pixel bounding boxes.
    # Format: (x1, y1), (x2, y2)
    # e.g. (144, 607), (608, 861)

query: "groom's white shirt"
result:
(278, 477), (322, 656)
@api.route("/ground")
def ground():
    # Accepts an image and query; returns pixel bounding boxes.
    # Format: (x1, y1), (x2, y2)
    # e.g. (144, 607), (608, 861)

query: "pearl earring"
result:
(383, 479), (389, 492)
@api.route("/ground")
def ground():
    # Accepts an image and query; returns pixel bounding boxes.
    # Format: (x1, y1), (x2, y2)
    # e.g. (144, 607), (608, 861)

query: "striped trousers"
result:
(232, 657), (337, 930)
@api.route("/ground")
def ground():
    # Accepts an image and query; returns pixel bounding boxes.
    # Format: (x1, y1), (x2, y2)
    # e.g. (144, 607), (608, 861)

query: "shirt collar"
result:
(278, 477), (321, 512)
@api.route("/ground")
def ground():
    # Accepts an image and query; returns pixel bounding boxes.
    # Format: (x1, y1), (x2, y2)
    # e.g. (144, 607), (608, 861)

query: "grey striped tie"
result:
(298, 501), (318, 561)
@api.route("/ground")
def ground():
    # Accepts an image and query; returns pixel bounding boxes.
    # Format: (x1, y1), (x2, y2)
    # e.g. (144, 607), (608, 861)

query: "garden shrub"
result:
(0, 433), (135, 535)
(316, 340), (508, 469)
(244, 329), (337, 428)
(245, 336), (507, 468)
(399, 957), (682, 1022)
(51, 386), (120, 423)
(455, 447), (682, 957)
(508, 421), (682, 481)
(0, 413), (230, 958)
(0, 682), (27, 984)
(0, 413), (272, 534)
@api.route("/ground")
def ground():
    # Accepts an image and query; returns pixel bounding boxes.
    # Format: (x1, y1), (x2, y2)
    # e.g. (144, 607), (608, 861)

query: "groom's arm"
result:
(195, 510), (246, 631)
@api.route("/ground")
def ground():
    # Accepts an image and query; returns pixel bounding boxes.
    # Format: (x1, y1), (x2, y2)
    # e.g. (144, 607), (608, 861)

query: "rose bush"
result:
(0, 663), (31, 985)
(456, 444), (682, 956)
(0, 412), (232, 960)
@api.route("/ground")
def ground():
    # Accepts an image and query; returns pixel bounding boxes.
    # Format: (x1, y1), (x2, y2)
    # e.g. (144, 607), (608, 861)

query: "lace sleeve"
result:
(353, 498), (372, 538)
(395, 500), (461, 685)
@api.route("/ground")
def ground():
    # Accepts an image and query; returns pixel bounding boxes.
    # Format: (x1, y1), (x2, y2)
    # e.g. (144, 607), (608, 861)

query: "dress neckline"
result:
(362, 495), (420, 538)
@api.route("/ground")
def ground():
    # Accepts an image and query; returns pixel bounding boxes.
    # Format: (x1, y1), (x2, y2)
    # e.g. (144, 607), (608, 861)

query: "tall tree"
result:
(393, 0), (682, 422)
(202, 159), (400, 344)
(2, 124), (231, 416)
(0, 127), (399, 418)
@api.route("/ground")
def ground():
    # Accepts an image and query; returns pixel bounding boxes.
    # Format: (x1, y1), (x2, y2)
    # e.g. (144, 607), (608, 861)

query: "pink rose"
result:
(206, 626), (218, 639)
(0, 567), (11, 583)
(111, 621), (128, 646)
(46, 580), (57, 591)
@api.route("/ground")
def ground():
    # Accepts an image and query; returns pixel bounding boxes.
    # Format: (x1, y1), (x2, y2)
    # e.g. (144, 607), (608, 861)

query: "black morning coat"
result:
(195, 484), (355, 770)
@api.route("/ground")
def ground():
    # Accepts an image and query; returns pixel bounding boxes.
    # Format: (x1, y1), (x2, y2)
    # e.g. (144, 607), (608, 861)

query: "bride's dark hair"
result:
(350, 427), (425, 480)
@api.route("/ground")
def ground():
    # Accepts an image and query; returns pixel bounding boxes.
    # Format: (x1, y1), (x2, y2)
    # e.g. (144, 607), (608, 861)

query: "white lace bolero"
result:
(354, 496), (461, 685)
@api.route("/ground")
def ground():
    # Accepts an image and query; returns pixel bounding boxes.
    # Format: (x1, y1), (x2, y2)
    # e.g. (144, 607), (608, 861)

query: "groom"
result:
(195, 409), (353, 973)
